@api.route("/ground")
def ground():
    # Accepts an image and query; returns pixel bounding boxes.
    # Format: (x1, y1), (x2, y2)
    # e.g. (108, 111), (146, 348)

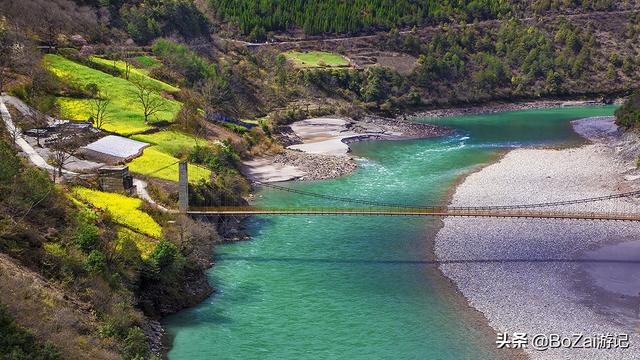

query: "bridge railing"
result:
(185, 206), (640, 221)
(254, 181), (640, 212)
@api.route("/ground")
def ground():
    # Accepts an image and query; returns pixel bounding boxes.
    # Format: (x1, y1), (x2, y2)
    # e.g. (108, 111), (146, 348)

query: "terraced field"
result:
(127, 147), (211, 182)
(45, 54), (180, 135)
(44, 55), (214, 183)
(283, 51), (349, 68)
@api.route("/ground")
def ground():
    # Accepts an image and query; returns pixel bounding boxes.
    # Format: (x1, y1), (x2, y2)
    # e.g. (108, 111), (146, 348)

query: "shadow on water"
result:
(216, 255), (640, 266)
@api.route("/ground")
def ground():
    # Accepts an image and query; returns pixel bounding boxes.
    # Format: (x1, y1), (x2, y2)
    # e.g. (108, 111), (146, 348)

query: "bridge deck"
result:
(186, 207), (640, 221)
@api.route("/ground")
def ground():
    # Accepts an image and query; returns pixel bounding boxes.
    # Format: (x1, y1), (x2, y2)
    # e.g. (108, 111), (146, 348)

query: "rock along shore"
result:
(243, 116), (451, 182)
(434, 116), (640, 359)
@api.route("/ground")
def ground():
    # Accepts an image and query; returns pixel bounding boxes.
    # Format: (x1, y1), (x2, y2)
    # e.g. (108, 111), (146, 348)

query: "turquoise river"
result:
(164, 106), (616, 359)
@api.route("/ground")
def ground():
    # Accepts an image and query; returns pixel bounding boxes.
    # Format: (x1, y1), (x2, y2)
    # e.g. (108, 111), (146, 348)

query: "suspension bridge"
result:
(173, 162), (640, 222)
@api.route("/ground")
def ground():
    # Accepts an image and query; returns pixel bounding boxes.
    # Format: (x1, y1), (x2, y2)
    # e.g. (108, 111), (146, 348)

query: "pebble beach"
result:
(242, 116), (450, 182)
(434, 116), (640, 359)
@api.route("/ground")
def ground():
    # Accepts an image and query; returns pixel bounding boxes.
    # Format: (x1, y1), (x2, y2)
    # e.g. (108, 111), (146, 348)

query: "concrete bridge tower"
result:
(178, 161), (188, 212)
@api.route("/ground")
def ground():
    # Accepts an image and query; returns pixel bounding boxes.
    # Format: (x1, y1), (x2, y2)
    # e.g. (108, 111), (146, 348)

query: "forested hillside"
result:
(2, 0), (210, 44)
(210, 0), (511, 40)
(209, 0), (624, 40)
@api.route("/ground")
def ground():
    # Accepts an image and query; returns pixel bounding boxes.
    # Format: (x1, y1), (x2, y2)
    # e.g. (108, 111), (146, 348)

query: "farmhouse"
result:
(81, 135), (149, 164)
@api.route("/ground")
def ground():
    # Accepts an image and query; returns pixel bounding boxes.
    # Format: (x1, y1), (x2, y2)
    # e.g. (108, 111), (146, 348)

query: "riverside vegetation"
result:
(1, 0), (640, 359)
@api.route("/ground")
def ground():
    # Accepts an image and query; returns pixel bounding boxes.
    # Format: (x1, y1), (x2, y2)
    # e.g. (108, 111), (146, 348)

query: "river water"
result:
(164, 106), (616, 359)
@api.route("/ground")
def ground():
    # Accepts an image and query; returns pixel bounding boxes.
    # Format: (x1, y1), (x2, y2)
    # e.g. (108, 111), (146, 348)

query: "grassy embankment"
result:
(72, 187), (160, 257)
(283, 51), (349, 68)
(132, 55), (162, 68)
(44, 54), (179, 134)
(89, 56), (173, 88)
(44, 54), (211, 182)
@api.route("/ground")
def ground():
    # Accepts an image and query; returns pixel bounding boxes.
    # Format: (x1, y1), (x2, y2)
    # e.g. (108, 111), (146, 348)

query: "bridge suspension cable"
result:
(145, 160), (181, 177)
(255, 181), (640, 211)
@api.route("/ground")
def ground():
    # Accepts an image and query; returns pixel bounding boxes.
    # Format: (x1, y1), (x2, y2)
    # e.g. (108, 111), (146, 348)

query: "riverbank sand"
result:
(241, 116), (449, 182)
(435, 116), (640, 359)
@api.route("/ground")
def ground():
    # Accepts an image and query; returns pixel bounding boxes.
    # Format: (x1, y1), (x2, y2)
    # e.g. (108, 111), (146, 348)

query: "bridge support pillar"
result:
(178, 161), (188, 212)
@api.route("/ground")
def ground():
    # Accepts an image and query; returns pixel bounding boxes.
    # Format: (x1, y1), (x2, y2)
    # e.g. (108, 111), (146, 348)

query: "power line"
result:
(146, 160), (181, 176)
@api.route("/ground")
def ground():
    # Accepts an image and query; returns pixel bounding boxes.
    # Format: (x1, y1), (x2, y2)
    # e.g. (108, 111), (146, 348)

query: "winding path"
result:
(0, 96), (76, 176)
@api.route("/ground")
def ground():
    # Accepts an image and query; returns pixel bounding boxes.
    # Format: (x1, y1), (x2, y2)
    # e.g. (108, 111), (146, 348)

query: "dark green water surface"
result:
(164, 106), (616, 359)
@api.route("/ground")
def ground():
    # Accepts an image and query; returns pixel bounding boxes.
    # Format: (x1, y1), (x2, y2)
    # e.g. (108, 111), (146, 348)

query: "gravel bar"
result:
(434, 116), (640, 359)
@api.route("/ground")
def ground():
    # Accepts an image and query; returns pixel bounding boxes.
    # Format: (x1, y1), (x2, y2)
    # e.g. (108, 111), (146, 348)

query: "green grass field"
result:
(283, 51), (349, 68)
(127, 147), (211, 182)
(134, 55), (162, 68)
(89, 56), (177, 92)
(45, 54), (181, 135)
(73, 187), (162, 238)
(46, 55), (216, 184)
(131, 130), (206, 157)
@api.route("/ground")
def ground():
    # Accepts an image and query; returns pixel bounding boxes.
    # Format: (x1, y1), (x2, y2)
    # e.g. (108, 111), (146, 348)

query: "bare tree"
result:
(0, 18), (36, 94)
(111, 47), (132, 80)
(90, 91), (110, 130)
(0, 0), (98, 48)
(163, 215), (218, 268)
(200, 78), (231, 113)
(25, 110), (48, 147)
(174, 91), (203, 132)
(8, 114), (24, 146)
(48, 126), (84, 178)
(132, 80), (166, 124)
(122, 53), (132, 80)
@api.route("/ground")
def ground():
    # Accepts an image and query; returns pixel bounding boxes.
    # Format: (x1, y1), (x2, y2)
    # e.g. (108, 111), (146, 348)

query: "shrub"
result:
(220, 122), (248, 134)
(123, 327), (149, 360)
(7, 165), (55, 215)
(84, 83), (99, 97)
(57, 47), (80, 58)
(85, 250), (107, 275)
(98, 301), (141, 341)
(151, 38), (220, 85)
(74, 220), (100, 252)
(149, 239), (177, 269)
(188, 141), (238, 171)
(0, 140), (20, 183)
(149, 66), (184, 87)
(615, 90), (640, 129)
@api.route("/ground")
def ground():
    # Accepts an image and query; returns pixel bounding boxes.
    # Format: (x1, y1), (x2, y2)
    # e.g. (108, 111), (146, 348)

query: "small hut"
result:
(98, 165), (134, 193)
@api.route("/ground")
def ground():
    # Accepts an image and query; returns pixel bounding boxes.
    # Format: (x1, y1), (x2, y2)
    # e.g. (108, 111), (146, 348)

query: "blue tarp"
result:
(206, 112), (257, 129)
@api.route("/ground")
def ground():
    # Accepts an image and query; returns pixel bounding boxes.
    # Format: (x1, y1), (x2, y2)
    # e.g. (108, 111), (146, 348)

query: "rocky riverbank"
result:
(271, 150), (358, 180)
(434, 116), (640, 359)
(243, 116), (451, 182)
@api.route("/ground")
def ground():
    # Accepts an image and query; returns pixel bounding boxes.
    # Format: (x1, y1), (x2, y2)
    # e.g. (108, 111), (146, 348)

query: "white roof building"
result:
(81, 135), (149, 163)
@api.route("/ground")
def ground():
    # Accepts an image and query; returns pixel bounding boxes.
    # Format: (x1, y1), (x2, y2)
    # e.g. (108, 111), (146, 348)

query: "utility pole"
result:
(178, 161), (188, 212)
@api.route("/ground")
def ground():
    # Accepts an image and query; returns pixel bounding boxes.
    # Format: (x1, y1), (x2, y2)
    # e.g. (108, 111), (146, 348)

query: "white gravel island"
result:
(434, 116), (640, 359)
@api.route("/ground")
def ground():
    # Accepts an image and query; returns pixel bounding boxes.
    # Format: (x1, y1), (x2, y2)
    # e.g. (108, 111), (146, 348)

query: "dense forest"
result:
(210, 0), (512, 40)
(209, 0), (621, 40)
